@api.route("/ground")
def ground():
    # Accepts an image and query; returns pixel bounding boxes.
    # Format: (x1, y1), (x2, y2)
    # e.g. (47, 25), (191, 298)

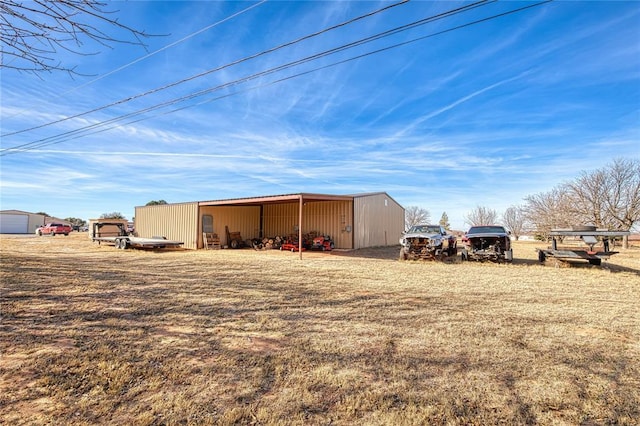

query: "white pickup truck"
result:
(399, 224), (457, 260)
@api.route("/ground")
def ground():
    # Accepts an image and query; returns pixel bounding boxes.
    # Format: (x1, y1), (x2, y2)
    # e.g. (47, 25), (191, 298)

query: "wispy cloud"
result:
(392, 71), (531, 139)
(1, 1), (638, 229)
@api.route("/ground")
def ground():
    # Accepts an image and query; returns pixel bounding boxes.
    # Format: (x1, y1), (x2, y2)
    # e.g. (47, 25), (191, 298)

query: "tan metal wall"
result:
(263, 201), (353, 249)
(0, 211), (46, 233)
(199, 206), (261, 248)
(28, 213), (47, 233)
(353, 193), (405, 249)
(88, 218), (128, 238)
(135, 194), (401, 250)
(262, 203), (297, 237)
(135, 203), (199, 249)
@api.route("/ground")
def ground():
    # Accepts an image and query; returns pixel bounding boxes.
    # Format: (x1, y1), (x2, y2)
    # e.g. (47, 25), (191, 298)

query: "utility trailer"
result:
(537, 227), (629, 266)
(91, 222), (183, 250)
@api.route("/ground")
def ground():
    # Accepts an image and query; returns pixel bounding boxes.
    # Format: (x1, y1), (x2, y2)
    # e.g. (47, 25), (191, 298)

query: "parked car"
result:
(36, 223), (72, 236)
(461, 225), (512, 262)
(399, 224), (457, 260)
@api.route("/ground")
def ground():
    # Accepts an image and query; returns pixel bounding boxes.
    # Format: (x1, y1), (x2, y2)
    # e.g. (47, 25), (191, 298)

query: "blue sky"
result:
(1, 1), (639, 230)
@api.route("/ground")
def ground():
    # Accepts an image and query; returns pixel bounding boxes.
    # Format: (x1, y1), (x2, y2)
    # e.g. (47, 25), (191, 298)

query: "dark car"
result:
(461, 225), (512, 262)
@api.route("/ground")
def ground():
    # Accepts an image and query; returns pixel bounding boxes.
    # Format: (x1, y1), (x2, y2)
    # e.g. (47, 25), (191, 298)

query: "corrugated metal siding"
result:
(300, 200), (353, 249)
(257, 201), (353, 249)
(353, 193), (405, 249)
(0, 213), (28, 233)
(27, 213), (46, 233)
(88, 219), (128, 238)
(262, 203), (298, 237)
(2, 211), (76, 234)
(135, 203), (199, 249)
(199, 206), (261, 248)
(137, 201), (353, 250)
(134, 193), (401, 250)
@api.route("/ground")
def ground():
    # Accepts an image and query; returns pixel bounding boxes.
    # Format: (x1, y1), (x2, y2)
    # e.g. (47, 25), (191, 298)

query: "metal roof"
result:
(198, 192), (356, 207)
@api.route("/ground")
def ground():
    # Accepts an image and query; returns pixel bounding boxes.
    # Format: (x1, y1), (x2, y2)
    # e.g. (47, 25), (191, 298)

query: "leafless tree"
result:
(404, 206), (430, 230)
(564, 169), (610, 228)
(601, 158), (640, 231)
(558, 158), (639, 247)
(600, 158), (640, 248)
(502, 205), (527, 240)
(522, 187), (578, 239)
(464, 206), (497, 227)
(1, 0), (150, 75)
(520, 158), (639, 245)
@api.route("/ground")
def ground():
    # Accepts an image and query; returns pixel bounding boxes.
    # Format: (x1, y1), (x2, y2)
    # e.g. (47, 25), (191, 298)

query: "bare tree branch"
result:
(564, 169), (611, 228)
(522, 188), (577, 239)
(464, 205), (497, 227)
(601, 158), (640, 248)
(404, 206), (430, 230)
(502, 205), (526, 240)
(521, 158), (639, 245)
(1, 0), (152, 75)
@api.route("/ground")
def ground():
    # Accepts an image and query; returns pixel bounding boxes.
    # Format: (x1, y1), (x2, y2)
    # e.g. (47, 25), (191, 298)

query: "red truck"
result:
(36, 223), (72, 236)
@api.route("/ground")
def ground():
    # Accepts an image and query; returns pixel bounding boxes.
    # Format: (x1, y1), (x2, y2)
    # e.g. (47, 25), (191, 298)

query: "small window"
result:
(202, 215), (213, 233)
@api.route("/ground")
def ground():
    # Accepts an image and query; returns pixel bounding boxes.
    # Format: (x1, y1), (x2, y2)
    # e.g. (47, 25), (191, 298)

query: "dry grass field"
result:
(1, 233), (639, 425)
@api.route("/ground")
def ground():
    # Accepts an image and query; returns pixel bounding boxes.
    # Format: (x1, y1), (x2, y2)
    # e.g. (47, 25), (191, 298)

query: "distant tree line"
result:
(100, 212), (126, 220)
(405, 158), (639, 247)
(38, 200), (166, 227)
(65, 217), (87, 227)
(522, 158), (639, 237)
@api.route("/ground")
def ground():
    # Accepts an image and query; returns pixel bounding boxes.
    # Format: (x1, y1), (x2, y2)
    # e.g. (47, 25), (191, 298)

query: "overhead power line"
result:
(1, 1), (552, 156)
(42, 0), (552, 148)
(2, 0), (269, 121)
(7, 0), (492, 153)
(0, 0), (489, 154)
(61, 0), (270, 95)
(1, 0), (410, 139)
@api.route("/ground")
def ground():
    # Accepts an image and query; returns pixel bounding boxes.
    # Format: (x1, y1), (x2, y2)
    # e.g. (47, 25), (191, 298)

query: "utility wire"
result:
(2, 0), (525, 154)
(1, 0), (409, 139)
(2, 1), (552, 156)
(71, 0), (555, 135)
(1, 0), (490, 153)
(2, 0), (528, 154)
(2, 0), (269, 121)
(60, 0), (269, 95)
